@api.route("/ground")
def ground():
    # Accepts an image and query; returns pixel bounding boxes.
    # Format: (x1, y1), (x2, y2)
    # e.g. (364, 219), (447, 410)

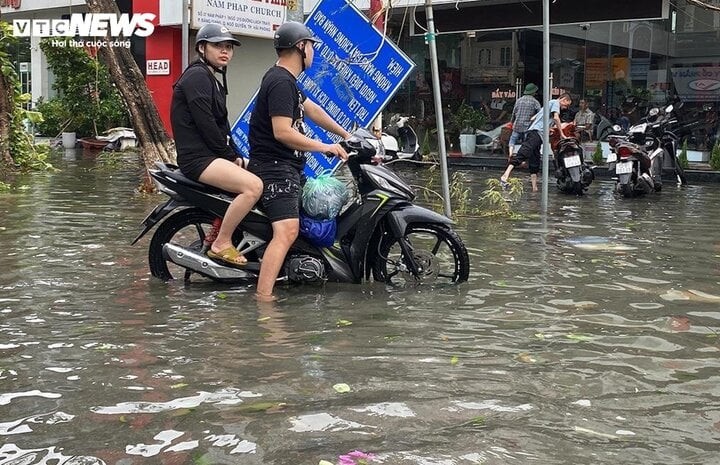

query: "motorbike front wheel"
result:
(148, 208), (242, 281)
(372, 223), (470, 285)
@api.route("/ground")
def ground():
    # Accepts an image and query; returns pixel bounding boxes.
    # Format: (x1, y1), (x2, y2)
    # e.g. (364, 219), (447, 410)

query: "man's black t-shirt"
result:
(171, 61), (235, 164)
(249, 66), (306, 171)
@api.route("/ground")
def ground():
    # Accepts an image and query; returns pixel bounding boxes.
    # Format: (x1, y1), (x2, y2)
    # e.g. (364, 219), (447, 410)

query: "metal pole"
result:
(424, 0), (452, 218)
(182, 0), (189, 71)
(541, 0), (551, 212)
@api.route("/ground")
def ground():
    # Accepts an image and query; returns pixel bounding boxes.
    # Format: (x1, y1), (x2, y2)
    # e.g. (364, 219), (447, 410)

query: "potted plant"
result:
(449, 101), (486, 155)
(37, 38), (128, 143)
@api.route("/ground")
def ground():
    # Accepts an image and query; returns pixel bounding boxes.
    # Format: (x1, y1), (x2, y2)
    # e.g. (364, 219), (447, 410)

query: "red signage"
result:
(1, 0), (21, 9)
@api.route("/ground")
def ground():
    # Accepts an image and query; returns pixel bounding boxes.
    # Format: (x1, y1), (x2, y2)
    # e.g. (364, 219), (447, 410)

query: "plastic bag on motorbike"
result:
(299, 213), (336, 248)
(301, 174), (349, 220)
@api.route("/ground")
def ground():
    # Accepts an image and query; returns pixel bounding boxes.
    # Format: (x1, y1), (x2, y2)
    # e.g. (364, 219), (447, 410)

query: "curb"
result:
(443, 155), (720, 184)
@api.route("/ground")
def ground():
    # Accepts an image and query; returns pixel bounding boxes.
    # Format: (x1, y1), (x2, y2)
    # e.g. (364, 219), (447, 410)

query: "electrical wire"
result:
(669, 0), (720, 29)
(685, 0), (720, 12)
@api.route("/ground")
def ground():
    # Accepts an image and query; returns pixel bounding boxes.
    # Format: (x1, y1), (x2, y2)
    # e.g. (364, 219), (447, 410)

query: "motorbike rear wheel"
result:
(148, 208), (243, 281)
(372, 223), (470, 285)
(618, 182), (634, 198)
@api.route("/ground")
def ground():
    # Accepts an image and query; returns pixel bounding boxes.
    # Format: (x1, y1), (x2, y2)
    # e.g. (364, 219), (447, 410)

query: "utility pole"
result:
(369, 0), (385, 135)
(182, 0), (189, 71)
(424, 0), (452, 218)
(541, 0), (551, 211)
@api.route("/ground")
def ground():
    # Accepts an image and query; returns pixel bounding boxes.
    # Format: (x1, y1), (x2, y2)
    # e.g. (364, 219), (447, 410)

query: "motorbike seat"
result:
(159, 164), (236, 197)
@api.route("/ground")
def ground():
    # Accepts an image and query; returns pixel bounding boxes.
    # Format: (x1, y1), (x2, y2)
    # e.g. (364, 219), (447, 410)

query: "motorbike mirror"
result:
(665, 104), (674, 114)
(648, 107), (660, 117)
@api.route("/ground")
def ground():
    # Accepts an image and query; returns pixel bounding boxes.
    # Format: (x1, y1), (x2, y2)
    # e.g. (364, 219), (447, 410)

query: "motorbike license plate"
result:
(616, 161), (633, 174)
(564, 154), (581, 168)
(606, 152), (617, 163)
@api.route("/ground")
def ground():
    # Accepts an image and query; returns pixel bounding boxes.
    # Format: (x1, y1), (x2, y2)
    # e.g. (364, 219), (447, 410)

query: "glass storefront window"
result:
(389, 0), (719, 154)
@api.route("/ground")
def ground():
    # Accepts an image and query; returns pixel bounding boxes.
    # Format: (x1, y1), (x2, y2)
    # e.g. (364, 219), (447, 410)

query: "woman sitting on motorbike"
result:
(170, 23), (262, 266)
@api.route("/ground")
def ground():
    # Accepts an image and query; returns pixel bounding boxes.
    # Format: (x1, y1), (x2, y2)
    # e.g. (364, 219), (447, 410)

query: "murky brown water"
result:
(1, 150), (719, 464)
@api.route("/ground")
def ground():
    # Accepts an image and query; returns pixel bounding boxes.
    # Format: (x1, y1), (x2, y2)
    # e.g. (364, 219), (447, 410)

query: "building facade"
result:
(3, 0), (718, 155)
(386, 0), (719, 157)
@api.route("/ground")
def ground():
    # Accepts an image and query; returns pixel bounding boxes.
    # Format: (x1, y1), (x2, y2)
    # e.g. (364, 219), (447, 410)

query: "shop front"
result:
(388, 0), (719, 158)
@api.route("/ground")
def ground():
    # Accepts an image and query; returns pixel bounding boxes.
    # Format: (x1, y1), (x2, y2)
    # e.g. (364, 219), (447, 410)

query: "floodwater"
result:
(1, 150), (719, 465)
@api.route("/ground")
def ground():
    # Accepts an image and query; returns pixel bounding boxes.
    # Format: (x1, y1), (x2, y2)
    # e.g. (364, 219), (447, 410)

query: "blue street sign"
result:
(230, 0), (415, 177)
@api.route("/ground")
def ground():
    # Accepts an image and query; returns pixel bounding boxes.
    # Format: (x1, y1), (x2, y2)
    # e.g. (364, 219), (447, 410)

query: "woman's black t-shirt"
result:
(171, 61), (236, 165)
(249, 65), (307, 171)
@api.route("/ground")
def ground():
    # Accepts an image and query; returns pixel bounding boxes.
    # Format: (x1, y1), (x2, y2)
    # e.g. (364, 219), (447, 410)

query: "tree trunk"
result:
(1, 11), (14, 171)
(85, 0), (176, 191)
(0, 69), (14, 171)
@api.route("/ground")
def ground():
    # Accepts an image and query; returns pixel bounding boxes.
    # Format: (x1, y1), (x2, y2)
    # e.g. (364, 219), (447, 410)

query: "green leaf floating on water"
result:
(217, 292), (227, 300)
(237, 401), (287, 413)
(319, 461), (334, 465)
(336, 319), (353, 327)
(450, 355), (459, 365)
(333, 383), (351, 393)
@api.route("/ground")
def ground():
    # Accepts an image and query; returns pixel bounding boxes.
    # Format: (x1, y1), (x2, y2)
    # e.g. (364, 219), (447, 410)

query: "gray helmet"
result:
(273, 21), (321, 49)
(195, 23), (241, 49)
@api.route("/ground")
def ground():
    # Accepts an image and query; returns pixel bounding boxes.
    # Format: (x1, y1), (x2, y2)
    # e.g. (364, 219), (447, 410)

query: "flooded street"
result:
(1, 150), (719, 465)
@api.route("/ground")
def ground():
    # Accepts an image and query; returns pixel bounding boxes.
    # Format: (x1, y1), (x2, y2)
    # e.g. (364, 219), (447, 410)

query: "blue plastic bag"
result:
(299, 214), (337, 248)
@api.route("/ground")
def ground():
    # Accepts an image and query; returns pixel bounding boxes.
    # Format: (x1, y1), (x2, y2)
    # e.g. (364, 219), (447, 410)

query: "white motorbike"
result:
(380, 115), (421, 161)
(474, 123), (507, 153)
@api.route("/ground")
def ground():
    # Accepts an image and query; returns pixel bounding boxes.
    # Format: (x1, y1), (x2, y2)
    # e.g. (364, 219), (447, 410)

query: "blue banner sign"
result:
(230, 0), (415, 177)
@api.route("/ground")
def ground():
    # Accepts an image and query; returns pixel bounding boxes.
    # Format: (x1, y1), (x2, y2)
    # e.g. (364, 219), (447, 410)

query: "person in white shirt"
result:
(573, 99), (595, 142)
(499, 93), (572, 192)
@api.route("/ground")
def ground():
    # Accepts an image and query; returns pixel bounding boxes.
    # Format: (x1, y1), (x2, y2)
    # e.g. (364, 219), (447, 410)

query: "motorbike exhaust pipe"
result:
(162, 243), (255, 280)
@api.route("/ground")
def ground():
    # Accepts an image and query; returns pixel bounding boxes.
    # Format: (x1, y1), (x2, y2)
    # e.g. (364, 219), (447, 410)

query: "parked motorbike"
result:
(607, 104), (687, 197)
(380, 115), (421, 161)
(550, 122), (595, 195)
(132, 128), (470, 286)
(474, 122), (507, 153)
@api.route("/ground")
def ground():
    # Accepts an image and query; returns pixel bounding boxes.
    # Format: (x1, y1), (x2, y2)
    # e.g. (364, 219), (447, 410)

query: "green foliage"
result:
(420, 127), (432, 155)
(678, 139), (689, 169)
(35, 97), (71, 138)
(449, 170), (475, 216)
(418, 166), (524, 219)
(38, 38), (128, 137)
(710, 141), (720, 171)
(479, 178), (524, 218)
(591, 141), (603, 165)
(0, 21), (53, 172)
(449, 101), (486, 135)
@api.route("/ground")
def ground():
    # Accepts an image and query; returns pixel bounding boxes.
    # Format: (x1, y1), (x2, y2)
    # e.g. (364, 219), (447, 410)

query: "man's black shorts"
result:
(248, 159), (303, 222)
(511, 130), (542, 175)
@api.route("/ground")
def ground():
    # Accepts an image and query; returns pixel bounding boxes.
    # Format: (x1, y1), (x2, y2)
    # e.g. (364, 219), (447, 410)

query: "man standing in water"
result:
(500, 92), (572, 192)
(247, 22), (350, 302)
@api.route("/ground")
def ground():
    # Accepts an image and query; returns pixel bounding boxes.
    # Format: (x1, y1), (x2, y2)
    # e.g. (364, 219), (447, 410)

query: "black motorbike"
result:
(608, 104), (687, 197)
(551, 122), (595, 195)
(132, 128), (470, 286)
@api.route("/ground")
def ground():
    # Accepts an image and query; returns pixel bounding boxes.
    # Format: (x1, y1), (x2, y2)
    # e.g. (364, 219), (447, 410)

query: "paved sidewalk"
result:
(443, 151), (720, 184)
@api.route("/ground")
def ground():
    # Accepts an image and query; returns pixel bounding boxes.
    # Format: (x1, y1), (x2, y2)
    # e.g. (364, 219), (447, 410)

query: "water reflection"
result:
(1, 152), (719, 464)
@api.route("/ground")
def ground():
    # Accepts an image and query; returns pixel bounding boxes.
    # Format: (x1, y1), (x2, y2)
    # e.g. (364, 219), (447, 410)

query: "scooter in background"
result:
(380, 115), (421, 161)
(550, 122), (595, 195)
(609, 104), (687, 197)
(475, 122), (508, 153)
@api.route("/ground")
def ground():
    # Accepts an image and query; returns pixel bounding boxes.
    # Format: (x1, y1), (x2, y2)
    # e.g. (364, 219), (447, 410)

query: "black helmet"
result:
(273, 21), (321, 49)
(195, 23), (241, 48)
